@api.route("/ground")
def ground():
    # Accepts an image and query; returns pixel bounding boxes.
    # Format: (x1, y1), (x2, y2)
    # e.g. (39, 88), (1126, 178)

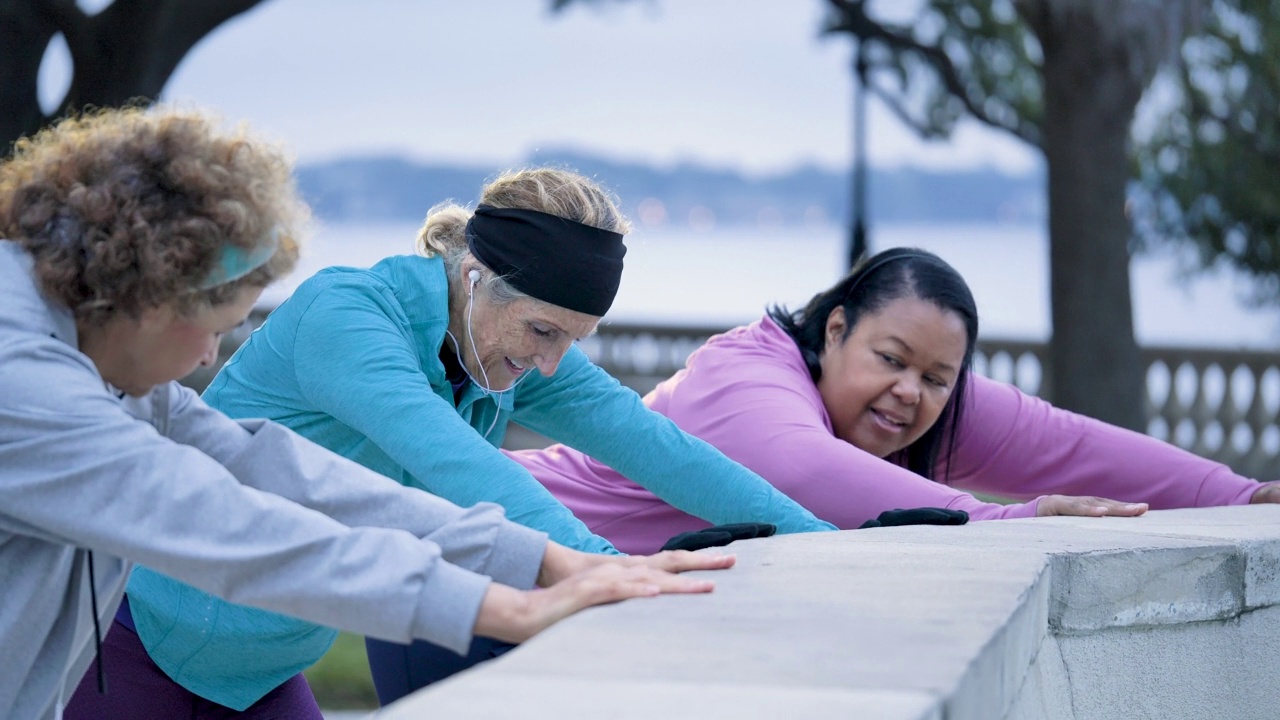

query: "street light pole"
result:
(848, 41), (870, 270)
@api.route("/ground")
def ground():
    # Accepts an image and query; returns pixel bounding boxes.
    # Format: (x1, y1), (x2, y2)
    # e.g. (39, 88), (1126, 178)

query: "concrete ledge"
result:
(377, 506), (1280, 720)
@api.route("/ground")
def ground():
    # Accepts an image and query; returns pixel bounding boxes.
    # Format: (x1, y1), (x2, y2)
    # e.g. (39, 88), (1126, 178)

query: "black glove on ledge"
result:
(858, 507), (970, 529)
(659, 509), (964, 551)
(661, 522), (778, 552)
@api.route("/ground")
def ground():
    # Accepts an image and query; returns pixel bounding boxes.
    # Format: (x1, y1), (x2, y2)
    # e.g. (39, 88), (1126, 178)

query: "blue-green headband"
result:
(198, 229), (281, 290)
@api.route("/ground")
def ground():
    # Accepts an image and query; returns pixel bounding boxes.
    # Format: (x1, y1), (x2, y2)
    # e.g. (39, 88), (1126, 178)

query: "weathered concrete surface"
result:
(377, 506), (1280, 720)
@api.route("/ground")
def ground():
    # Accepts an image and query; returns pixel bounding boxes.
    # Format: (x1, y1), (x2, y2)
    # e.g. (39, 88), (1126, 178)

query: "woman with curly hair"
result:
(0, 106), (732, 720)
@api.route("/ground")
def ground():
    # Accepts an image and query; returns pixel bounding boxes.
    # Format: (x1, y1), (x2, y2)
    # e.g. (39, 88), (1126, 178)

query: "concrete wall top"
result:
(375, 506), (1280, 720)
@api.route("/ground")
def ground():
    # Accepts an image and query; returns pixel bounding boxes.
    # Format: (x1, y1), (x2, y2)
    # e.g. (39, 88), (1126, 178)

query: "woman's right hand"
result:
(536, 542), (736, 588)
(1036, 495), (1148, 517)
(473, 562), (718, 645)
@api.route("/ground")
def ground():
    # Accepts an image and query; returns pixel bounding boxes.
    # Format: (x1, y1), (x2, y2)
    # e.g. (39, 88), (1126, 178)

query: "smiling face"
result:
(450, 262), (600, 392)
(78, 284), (263, 396)
(816, 295), (969, 458)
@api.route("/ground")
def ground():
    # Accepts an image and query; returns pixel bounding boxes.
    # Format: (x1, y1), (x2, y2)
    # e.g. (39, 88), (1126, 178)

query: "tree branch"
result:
(825, 0), (1040, 147)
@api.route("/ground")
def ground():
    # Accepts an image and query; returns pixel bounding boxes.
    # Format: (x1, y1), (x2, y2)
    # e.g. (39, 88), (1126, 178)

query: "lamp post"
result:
(847, 41), (870, 270)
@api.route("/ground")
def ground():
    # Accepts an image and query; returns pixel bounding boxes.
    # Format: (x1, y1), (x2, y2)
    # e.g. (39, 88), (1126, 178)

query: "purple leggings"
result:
(64, 600), (324, 720)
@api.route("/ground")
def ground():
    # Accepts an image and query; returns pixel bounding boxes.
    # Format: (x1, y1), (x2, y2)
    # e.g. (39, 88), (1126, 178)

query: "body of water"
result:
(263, 220), (1280, 350)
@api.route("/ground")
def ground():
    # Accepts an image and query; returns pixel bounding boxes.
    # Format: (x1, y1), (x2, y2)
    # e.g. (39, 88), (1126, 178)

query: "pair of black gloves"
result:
(659, 507), (970, 552)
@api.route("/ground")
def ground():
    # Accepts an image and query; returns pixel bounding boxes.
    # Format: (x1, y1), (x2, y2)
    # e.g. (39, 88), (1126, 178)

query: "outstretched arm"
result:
(166, 382), (545, 586)
(944, 375), (1261, 509)
(513, 346), (837, 535)
(0, 335), (511, 652)
(288, 280), (617, 555)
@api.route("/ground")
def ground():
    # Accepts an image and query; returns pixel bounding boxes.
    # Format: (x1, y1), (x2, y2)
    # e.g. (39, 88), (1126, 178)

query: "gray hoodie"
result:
(0, 241), (548, 719)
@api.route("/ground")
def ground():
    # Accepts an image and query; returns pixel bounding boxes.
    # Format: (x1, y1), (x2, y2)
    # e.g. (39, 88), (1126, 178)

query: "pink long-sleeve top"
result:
(508, 315), (1262, 554)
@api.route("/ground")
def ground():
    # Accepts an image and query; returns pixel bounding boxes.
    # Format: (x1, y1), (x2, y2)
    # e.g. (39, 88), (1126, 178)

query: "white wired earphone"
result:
(443, 266), (528, 438)
(464, 268), (493, 394)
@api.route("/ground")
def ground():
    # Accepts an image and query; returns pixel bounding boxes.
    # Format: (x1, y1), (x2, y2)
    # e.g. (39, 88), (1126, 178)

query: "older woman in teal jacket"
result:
(115, 167), (836, 714)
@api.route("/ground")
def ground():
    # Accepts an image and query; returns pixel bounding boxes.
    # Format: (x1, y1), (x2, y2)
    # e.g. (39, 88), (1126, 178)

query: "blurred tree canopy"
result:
(820, 0), (1280, 431)
(819, 0), (1214, 430)
(4, 0), (1275, 431)
(558, 0), (1280, 431)
(0, 0), (265, 153)
(1136, 0), (1280, 306)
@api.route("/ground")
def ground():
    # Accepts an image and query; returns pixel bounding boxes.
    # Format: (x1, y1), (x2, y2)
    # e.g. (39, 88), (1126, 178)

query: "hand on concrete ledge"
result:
(1036, 495), (1149, 517)
(536, 542), (736, 588)
(474, 554), (728, 644)
(1249, 482), (1280, 504)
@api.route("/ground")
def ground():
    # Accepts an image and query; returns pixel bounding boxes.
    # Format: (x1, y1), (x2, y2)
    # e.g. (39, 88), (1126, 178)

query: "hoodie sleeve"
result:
(164, 382), (546, 588)
(0, 334), (541, 653)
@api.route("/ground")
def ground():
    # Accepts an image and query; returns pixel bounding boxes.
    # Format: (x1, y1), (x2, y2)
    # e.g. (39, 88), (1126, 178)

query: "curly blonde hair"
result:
(416, 167), (631, 304)
(0, 105), (307, 324)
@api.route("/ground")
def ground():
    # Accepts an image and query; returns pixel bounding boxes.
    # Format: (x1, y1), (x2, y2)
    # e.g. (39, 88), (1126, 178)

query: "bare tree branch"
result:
(824, 0), (1040, 146)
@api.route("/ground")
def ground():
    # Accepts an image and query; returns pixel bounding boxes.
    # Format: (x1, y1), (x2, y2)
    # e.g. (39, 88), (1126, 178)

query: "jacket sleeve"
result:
(289, 281), (619, 555)
(638, 352), (1039, 529)
(0, 335), (538, 654)
(164, 382), (545, 588)
(511, 346), (838, 535)
(942, 374), (1261, 507)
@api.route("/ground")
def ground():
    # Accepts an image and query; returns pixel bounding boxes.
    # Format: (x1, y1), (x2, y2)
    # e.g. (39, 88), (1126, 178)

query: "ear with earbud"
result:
(467, 268), (480, 294)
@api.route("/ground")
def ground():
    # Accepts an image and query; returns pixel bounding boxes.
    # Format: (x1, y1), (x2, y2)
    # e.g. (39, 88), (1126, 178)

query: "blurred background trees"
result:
(818, 0), (1280, 431)
(819, 0), (1192, 431)
(1137, 0), (1280, 308)
(3, 0), (1278, 432)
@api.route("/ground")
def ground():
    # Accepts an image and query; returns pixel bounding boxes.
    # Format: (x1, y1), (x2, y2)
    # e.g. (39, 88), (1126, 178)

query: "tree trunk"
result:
(1038, 7), (1147, 430)
(0, 2), (58, 152)
(0, 0), (267, 153)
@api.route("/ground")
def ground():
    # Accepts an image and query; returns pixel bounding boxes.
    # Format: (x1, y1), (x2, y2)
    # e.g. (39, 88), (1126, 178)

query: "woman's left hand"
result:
(1250, 482), (1280, 504)
(537, 542), (735, 588)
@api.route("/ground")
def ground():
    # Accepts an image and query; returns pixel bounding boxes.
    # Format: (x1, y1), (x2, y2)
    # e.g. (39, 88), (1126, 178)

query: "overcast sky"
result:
(50, 0), (1041, 175)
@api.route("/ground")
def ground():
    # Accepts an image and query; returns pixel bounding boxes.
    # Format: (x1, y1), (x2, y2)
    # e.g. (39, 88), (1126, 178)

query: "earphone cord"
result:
(465, 276), (494, 396)
(443, 273), (531, 438)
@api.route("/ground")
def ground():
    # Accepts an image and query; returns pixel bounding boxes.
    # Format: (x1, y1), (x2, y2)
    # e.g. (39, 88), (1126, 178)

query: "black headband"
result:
(465, 204), (626, 316)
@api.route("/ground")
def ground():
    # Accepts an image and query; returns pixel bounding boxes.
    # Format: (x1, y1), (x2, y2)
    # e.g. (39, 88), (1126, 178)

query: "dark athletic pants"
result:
(64, 596), (325, 720)
(364, 636), (515, 706)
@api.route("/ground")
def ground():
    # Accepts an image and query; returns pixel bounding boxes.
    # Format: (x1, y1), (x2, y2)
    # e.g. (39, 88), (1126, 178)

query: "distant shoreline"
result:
(295, 151), (1046, 229)
(265, 220), (1280, 351)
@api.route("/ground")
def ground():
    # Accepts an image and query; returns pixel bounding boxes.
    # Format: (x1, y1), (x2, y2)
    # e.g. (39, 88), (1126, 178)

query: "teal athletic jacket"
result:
(127, 253), (834, 709)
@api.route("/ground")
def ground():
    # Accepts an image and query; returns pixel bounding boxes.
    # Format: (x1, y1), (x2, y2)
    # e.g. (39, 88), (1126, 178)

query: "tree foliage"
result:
(822, 0), (1215, 430)
(825, 0), (1044, 146)
(1137, 0), (1280, 305)
(551, 0), (1227, 428)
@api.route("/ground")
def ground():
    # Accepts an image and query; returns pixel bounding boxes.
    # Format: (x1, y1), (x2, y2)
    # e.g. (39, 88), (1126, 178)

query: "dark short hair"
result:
(767, 247), (979, 479)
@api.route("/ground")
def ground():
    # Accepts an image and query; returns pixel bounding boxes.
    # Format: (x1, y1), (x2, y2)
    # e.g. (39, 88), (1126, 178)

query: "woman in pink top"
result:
(508, 247), (1279, 554)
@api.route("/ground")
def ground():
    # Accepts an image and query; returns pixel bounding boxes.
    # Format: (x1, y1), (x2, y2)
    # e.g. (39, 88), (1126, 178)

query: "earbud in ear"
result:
(468, 269), (480, 285)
